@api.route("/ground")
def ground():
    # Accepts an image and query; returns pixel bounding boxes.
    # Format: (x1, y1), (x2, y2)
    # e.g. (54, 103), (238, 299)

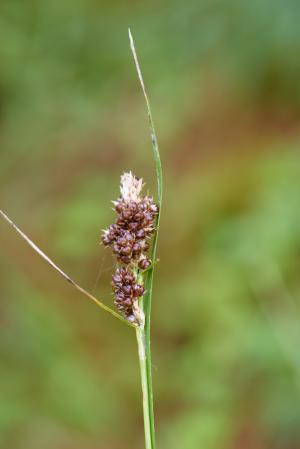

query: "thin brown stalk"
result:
(0, 209), (135, 327)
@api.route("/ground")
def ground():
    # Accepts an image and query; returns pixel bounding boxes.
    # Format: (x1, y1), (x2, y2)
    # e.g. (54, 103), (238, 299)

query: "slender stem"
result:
(0, 209), (135, 328)
(136, 325), (154, 449)
(129, 28), (163, 449)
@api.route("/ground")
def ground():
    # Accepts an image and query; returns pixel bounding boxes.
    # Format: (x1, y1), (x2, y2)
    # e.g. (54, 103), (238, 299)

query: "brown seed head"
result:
(101, 172), (158, 320)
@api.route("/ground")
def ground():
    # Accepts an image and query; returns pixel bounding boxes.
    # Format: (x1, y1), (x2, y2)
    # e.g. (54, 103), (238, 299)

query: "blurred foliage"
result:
(1, 1), (300, 448)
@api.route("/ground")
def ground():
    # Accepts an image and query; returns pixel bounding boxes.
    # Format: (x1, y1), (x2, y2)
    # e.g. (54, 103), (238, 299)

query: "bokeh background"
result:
(1, 1), (300, 448)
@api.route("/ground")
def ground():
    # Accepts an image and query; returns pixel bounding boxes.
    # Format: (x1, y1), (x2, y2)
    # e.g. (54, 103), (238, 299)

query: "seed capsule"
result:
(128, 222), (139, 232)
(120, 255), (131, 264)
(139, 258), (151, 270)
(102, 234), (111, 246)
(120, 246), (132, 256)
(136, 229), (145, 239)
(115, 202), (123, 213)
(112, 244), (120, 254)
(133, 284), (144, 297)
(122, 285), (132, 295)
(132, 242), (141, 256)
(150, 204), (159, 214)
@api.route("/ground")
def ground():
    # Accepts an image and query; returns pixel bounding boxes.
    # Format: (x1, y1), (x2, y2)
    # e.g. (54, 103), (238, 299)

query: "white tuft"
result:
(120, 172), (144, 203)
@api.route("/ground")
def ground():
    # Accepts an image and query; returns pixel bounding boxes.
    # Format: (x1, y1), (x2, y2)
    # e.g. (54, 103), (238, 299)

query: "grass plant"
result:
(0, 30), (161, 449)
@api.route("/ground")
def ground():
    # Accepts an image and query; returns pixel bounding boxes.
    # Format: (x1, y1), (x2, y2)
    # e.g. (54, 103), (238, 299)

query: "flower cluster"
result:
(102, 172), (159, 323)
(112, 268), (144, 321)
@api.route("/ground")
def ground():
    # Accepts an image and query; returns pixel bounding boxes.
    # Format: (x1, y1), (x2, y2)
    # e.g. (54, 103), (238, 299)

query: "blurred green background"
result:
(1, 1), (300, 448)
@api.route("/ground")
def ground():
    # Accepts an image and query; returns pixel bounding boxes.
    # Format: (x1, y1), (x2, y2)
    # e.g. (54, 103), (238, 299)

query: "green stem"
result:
(136, 325), (155, 449)
(129, 28), (162, 449)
